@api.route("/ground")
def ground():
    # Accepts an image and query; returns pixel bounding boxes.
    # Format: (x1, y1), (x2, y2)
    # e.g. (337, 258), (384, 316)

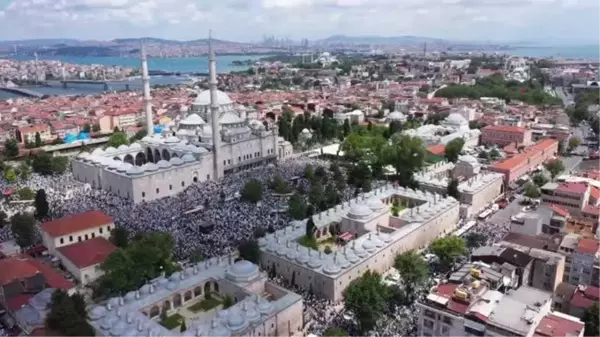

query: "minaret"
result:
(141, 42), (154, 135)
(208, 31), (221, 179)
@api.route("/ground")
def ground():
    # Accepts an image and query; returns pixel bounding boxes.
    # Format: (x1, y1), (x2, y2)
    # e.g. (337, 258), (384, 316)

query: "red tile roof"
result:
(427, 144), (446, 156)
(6, 293), (34, 311)
(25, 258), (74, 289)
(557, 182), (589, 194)
(590, 187), (600, 200)
(533, 314), (584, 337)
(491, 139), (557, 171)
(577, 238), (600, 255)
(57, 237), (116, 268)
(570, 288), (599, 309)
(550, 205), (570, 218)
(0, 257), (41, 286)
(483, 124), (527, 134)
(40, 210), (113, 237)
(583, 204), (600, 216)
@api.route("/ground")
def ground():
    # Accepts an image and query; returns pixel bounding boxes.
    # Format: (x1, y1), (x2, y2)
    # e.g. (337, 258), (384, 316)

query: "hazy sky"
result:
(0, 0), (598, 44)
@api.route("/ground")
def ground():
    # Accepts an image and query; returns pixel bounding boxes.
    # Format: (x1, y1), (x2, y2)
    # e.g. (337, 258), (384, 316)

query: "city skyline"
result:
(0, 0), (599, 45)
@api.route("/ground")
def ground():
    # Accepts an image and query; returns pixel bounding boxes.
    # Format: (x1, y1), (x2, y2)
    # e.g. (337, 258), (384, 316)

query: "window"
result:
(424, 319), (434, 329)
(207, 175), (210, 180)
(142, 192), (146, 197)
(107, 226), (111, 231)
(92, 233), (95, 238)
(99, 228), (103, 234)
(69, 236), (73, 242)
(182, 181), (185, 187)
(169, 185), (172, 190)
(85, 234), (89, 240)
(424, 309), (436, 319)
(238, 156), (241, 162)
(443, 316), (452, 325)
(156, 188), (160, 194)
(78, 236), (82, 242)
(441, 326), (450, 335)
(60, 238), (64, 244)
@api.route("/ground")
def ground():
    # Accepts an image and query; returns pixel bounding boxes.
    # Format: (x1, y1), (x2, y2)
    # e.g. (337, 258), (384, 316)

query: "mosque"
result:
(72, 43), (294, 203)
(401, 112), (481, 148)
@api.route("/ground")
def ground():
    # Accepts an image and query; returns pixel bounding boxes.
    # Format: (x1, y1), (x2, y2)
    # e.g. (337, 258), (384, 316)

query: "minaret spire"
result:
(141, 41), (154, 136)
(209, 30), (222, 179)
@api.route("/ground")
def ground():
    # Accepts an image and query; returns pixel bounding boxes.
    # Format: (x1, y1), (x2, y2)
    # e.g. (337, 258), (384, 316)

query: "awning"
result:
(339, 232), (353, 241)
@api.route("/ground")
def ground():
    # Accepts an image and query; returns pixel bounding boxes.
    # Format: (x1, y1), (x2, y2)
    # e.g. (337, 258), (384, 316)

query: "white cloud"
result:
(0, 0), (597, 44)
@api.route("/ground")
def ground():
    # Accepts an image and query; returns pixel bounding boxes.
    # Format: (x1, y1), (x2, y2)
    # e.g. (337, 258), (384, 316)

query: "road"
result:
(488, 195), (524, 225)
(555, 86), (574, 107)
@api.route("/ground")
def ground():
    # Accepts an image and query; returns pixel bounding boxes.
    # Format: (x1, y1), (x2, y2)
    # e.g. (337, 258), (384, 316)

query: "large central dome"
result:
(194, 89), (233, 106)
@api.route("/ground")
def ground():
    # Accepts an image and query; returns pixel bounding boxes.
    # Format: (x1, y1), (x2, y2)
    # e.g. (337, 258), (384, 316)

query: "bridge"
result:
(61, 80), (109, 91)
(0, 87), (44, 98)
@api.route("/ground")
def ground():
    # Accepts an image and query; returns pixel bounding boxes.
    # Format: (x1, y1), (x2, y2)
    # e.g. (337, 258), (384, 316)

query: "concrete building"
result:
(541, 181), (600, 220)
(72, 46), (293, 203)
(17, 124), (53, 144)
(88, 258), (303, 337)
(568, 238), (599, 287)
(553, 283), (600, 319)
(258, 184), (461, 302)
(54, 237), (117, 285)
(98, 109), (139, 132)
(402, 112), (481, 148)
(489, 139), (559, 185)
(480, 125), (532, 147)
(414, 156), (504, 218)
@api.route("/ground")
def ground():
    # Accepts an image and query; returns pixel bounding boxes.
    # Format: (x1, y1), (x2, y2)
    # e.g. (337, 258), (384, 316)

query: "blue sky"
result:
(0, 0), (598, 44)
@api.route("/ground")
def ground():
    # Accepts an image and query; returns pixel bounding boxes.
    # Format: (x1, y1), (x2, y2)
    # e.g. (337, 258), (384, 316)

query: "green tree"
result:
(305, 217), (315, 238)
(3, 167), (17, 183)
(288, 193), (308, 220)
(543, 159), (565, 180)
(109, 227), (129, 248)
(308, 182), (325, 209)
(394, 250), (429, 300)
(447, 178), (459, 198)
(524, 182), (541, 198)
(34, 132), (42, 147)
(430, 236), (467, 271)
(31, 152), (54, 175)
(130, 129), (148, 142)
(237, 240), (261, 264)
(270, 175), (291, 194)
(222, 295), (235, 309)
(51, 156), (70, 174)
(444, 138), (465, 163)
(82, 124), (91, 133)
(4, 139), (19, 157)
(583, 301), (599, 337)
(34, 189), (49, 219)
(106, 131), (130, 148)
(241, 179), (263, 203)
(532, 173), (549, 187)
(567, 136), (582, 151)
(180, 320), (187, 332)
(323, 328), (348, 336)
(17, 187), (35, 200)
(489, 148), (501, 159)
(343, 270), (389, 333)
(465, 232), (487, 250)
(381, 134), (426, 185)
(253, 227), (266, 239)
(10, 213), (36, 248)
(18, 163), (31, 180)
(46, 290), (95, 337)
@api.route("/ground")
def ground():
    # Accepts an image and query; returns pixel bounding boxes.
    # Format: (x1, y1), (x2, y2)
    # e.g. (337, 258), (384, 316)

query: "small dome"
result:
(336, 254), (350, 269)
(387, 111), (405, 121)
(220, 111), (244, 124)
(89, 305), (107, 320)
(194, 89), (233, 106)
(166, 281), (178, 290)
(110, 320), (129, 336)
(117, 144), (129, 151)
(256, 299), (273, 316)
(444, 112), (467, 126)
(353, 243), (368, 258)
(323, 261), (342, 275)
(362, 239), (376, 252)
(107, 161), (121, 170)
(377, 232), (392, 243)
(180, 113), (206, 125)
(169, 272), (181, 282)
(182, 154), (196, 163)
(366, 198), (385, 212)
(143, 163), (158, 172)
(77, 151), (90, 159)
(345, 251), (360, 264)
(141, 136), (151, 142)
(226, 310), (247, 331)
(130, 143), (142, 149)
(458, 155), (478, 165)
(348, 204), (373, 219)
(258, 237), (268, 247)
(116, 162), (133, 172)
(191, 146), (208, 154)
(242, 302), (261, 323)
(170, 157), (183, 166)
(126, 166), (144, 175)
(295, 248), (310, 265)
(164, 136), (179, 143)
(92, 148), (105, 155)
(100, 314), (118, 330)
(124, 291), (136, 302)
(156, 160), (171, 169)
(308, 255), (323, 269)
(226, 260), (259, 282)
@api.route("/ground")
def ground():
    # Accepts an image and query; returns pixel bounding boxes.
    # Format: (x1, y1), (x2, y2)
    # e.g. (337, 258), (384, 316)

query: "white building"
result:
(403, 112), (480, 148)
(71, 45), (293, 204)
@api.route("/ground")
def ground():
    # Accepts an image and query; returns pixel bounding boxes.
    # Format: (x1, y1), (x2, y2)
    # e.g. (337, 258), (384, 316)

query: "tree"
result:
(430, 236), (467, 271)
(4, 139), (19, 157)
(270, 175), (291, 194)
(110, 227), (129, 248)
(31, 152), (54, 175)
(106, 132), (130, 148)
(343, 271), (389, 333)
(524, 182), (541, 198)
(71, 293), (86, 315)
(82, 124), (91, 133)
(237, 240), (261, 264)
(46, 290), (95, 337)
(544, 159), (565, 180)
(10, 213), (36, 248)
(92, 124), (101, 132)
(583, 301), (599, 337)
(222, 295), (235, 309)
(130, 129), (148, 142)
(444, 138), (465, 163)
(253, 227), (266, 239)
(323, 328), (348, 336)
(532, 173), (549, 187)
(51, 156), (69, 174)
(568, 136), (582, 151)
(305, 217), (315, 238)
(381, 134), (426, 185)
(241, 179), (263, 203)
(113, 126), (120, 132)
(465, 232), (487, 250)
(489, 148), (501, 159)
(447, 178), (459, 198)
(394, 250), (429, 300)
(17, 187), (34, 200)
(3, 167), (17, 183)
(34, 189), (50, 219)
(34, 132), (42, 147)
(18, 163), (31, 180)
(288, 193), (308, 220)
(180, 320), (187, 332)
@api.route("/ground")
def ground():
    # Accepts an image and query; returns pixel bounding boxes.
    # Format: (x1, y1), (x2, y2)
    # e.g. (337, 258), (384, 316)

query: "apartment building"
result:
(481, 125), (532, 147)
(98, 108), (139, 132)
(542, 181), (600, 221)
(489, 139), (559, 184)
(553, 283), (600, 319)
(17, 124), (53, 144)
(568, 238), (600, 287)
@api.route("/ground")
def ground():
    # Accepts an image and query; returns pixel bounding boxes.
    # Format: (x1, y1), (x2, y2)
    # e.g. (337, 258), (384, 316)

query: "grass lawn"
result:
(188, 297), (222, 313)
(319, 236), (336, 245)
(159, 313), (183, 330)
(297, 235), (318, 249)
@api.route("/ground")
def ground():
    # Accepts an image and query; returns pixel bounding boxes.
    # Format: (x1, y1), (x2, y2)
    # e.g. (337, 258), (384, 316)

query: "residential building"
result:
(532, 312), (585, 337)
(541, 182), (596, 219)
(98, 109), (139, 132)
(568, 238), (599, 286)
(480, 125), (532, 147)
(54, 237), (117, 285)
(17, 124), (53, 144)
(553, 283), (600, 319)
(489, 139), (559, 184)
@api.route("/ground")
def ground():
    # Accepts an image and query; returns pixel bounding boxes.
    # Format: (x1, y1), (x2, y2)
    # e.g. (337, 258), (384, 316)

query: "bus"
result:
(478, 209), (493, 220)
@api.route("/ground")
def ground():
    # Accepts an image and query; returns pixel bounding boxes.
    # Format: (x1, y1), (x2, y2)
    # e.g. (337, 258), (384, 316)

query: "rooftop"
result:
(556, 182), (589, 194)
(491, 139), (557, 171)
(0, 256), (74, 289)
(483, 124), (528, 134)
(533, 313), (584, 337)
(57, 237), (117, 268)
(487, 286), (552, 335)
(41, 210), (113, 237)
(576, 238), (600, 255)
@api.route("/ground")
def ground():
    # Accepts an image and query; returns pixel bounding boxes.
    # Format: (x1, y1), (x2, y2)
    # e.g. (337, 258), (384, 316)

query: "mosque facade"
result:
(258, 185), (461, 302)
(402, 112), (481, 148)
(71, 42), (293, 203)
(88, 258), (303, 337)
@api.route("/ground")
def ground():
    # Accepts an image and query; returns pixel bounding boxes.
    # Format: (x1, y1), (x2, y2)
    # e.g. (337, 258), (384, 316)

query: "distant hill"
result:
(0, 39), (83, 47)
(317, 35), (463, 46)
(112, 37), (247, 46)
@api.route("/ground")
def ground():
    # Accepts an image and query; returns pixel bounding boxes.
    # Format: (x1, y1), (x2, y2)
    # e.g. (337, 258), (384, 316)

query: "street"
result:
(488, 195), (524, 225)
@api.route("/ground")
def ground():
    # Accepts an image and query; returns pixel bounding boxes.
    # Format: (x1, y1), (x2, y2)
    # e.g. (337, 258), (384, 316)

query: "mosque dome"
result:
(164, 136), (180, 144)
(295, 247), (310, 265)
(226, 309), (247, 331)
(130, 143), (142, 149)
(194, 89), (233, 106)
(89, 305), (107, 321)
(156, 160), (171, 169)
(366, 198), (386, 212)
(143, 163), (158, 172)
(126, 166), (144, 175)
(100, 315), (118, 330)
(92, 148), (105, 155)
(191, 146), (208, 154)
(256, 299), (273, 316)
(180, 113), (206, 125)
(107, 161), (121, 170)
(77, 151), (89, 159)
(458, 155), (478, 165)
(444, 112), (467, 127)
(124, 291), (136, 302)
(308, 255), (323, 269)
(285, 248), (297, 260)
(377, 232), (392, 243)
(323, 261), (342, 275)
(141, 136), (151, 142)
(257, 237), (268, 247)
(347, 204), (373, 219)
(362, 239), (376, 253)
(345, 250), (360, 264)
(117, 144), (129, 151)
(220, 112), (244, 125)
(116, 163), (133, 173)
(353, 243), (368, 258)
(181, 154), (196, 163)
(336, 254), (350, 269)
(105, 146), (117, 153)
(226, 260), (259, 282)
(110, 320), (129, 336)
(184, 144), (199, 152)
